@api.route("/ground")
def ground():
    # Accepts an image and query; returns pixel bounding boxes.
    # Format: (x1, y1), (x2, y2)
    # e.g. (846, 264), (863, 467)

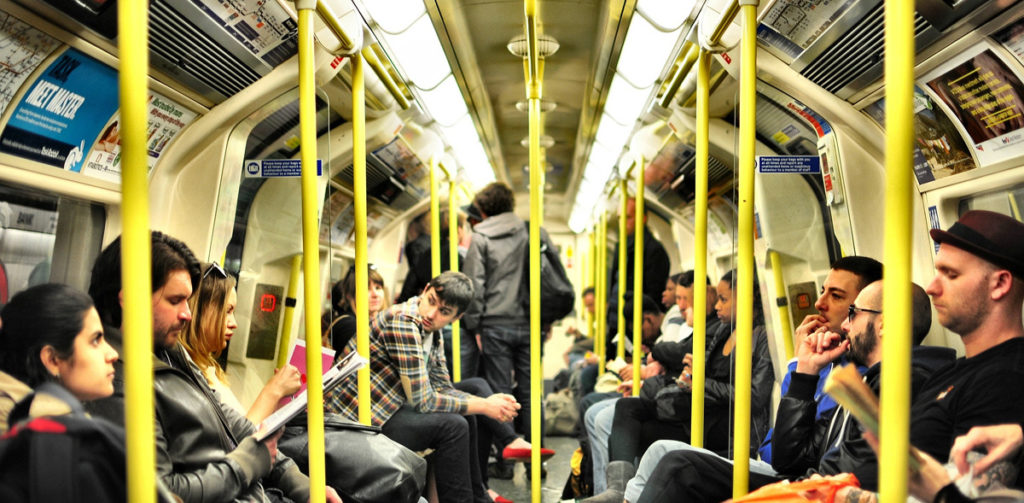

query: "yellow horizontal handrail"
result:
(361, 47), (410, 110)
(659, 42), (697, 108)
(315, 1), (355, 52)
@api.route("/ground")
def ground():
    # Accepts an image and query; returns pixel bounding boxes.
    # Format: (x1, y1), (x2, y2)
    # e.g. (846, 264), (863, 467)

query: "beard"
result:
(153, 319), (185, 349)
(848, 322), (878, 368)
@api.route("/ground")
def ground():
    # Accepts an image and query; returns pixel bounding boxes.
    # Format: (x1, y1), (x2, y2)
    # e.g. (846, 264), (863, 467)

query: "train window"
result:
(957, 183), (1024, 218)
(0, 182), (104, 305)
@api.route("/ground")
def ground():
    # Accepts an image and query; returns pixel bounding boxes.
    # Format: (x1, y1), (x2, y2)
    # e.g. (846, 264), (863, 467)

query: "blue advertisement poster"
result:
(0, 48), (118, 172)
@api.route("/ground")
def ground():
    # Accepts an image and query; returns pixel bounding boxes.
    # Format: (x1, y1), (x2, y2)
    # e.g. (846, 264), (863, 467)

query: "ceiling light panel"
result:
(419, 75), (470, 126)
(594, 112), (632, 151)
(383, 15), (451, 89)
(636, 0), (697, 30)
(603, 74), (651, 125)
(616, 13), (683, 88)
(365, 0), (426, 33)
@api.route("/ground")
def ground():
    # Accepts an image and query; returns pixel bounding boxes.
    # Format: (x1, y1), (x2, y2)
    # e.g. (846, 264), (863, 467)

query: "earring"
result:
(53, 371), (60, 380)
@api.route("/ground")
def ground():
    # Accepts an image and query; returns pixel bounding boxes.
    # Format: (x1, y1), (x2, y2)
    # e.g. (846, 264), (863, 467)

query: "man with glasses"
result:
(87, 232), (339, 503)
(633, 279), (943, 502)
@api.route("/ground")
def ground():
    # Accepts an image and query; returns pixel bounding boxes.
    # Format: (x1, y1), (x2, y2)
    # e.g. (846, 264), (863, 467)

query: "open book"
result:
(255, 350), (367, 441)
(822, 363), (924, 472)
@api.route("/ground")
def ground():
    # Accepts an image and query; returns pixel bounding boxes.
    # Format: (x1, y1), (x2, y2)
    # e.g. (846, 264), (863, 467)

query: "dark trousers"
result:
(380, 405), (489, 503)
(443, 325), (481, 379)
(637, 448), (783, 502)
(454, 377), (519, 487)
(608, 397), (690, 464)
(479, 323), (542, 441)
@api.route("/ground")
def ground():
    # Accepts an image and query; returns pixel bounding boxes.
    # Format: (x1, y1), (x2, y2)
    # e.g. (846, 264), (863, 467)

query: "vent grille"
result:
(150, 0), (264, 101)
(800, 4), (932, 94)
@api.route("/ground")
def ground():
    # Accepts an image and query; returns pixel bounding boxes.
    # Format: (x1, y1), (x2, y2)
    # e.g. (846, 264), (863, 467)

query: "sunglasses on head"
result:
(202, 262), (227, 281)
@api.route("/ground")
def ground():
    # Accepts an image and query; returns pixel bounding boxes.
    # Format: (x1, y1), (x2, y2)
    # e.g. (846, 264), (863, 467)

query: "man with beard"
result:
(632, 279), (943, 502)
(86, 232), (339, 503)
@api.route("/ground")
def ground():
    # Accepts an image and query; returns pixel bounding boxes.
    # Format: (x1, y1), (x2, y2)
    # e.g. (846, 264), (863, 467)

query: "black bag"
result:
(280, 413), (427, 503)
(520, 223), (575, 325)
(561, 437), (594, 499)
(0, 382), (175, 503)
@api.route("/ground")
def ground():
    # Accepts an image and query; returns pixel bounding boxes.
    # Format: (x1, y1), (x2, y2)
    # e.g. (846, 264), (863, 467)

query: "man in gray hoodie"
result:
(463, 181), (539, 443)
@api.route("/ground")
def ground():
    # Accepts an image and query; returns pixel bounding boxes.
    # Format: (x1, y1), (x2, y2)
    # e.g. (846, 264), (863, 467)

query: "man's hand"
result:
(483, 393), (520, 423)
(318, 486), (343, 503)
(617, 379), (634, 397)
(795, 326), (848, 375)
(641, 360), (664, 379)
(795, 314), (830, 343)
(618, 364), (638, 380)
(950, 424), (1024, 476)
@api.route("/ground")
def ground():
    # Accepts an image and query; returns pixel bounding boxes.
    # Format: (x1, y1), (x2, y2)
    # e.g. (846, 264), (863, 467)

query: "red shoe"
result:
(493, 496), (513, 503)
(502, 445), (555, 461)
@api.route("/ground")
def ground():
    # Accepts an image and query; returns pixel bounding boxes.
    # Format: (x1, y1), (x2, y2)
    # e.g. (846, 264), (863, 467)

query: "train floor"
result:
(488, 435), (579, 503)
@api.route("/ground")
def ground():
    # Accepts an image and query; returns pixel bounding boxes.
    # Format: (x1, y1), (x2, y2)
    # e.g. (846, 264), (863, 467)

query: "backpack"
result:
(543, 387), (579, 436)
(0, 382), (163, 502)
(520, 223), (575, 325)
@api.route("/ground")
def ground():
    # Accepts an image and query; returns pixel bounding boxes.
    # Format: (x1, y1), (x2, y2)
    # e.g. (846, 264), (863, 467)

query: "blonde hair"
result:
(180, 266), (236, 385)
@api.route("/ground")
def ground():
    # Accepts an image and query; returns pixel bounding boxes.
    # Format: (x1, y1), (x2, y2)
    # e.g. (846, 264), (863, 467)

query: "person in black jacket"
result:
(635, 279), (945, 502)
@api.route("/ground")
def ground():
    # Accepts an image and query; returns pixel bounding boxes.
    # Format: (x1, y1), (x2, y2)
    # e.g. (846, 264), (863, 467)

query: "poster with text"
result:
(927, 49), (1024, 154)
(80, 92), (198, 183)
(0, 48), (118, 172)
(0, 11), (60, 118)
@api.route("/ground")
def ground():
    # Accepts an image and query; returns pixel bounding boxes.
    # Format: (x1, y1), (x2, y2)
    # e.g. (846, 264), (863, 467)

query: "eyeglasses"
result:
(847, 304), (882, 324)
(202, 262), (227, 281)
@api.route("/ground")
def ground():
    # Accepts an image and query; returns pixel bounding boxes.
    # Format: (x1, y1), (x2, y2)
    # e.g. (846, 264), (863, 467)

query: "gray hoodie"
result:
(462, 211), (531, 332)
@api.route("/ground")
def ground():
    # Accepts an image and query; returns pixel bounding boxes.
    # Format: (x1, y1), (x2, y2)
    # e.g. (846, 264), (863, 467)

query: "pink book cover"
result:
(279, 338), (336, 405)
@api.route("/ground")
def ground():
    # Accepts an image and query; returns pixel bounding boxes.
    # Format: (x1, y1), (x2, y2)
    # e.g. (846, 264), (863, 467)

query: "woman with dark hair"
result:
(180, 262), (300, 426)
(321, 263), (388, 351)
(0, 283), (118, 405)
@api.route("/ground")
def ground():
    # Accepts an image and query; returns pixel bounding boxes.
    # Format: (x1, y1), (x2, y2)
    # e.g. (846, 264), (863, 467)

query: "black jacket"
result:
(771, 346), (956, 491)
(605, 227), (670, 338)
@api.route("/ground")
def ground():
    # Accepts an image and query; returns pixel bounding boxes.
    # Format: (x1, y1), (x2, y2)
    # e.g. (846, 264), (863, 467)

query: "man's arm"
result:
(383, 316), (469, 414)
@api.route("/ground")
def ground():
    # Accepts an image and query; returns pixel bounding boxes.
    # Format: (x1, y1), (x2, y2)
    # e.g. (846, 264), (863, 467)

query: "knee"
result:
(435, 413), (471, 441)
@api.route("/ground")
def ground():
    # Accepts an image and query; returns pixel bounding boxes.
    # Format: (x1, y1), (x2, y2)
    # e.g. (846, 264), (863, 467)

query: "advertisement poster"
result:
(0, 11), (60, 118)
(758, 0), (859, 58)
(0, 48), (118, 172)
(80, 92), (198, 183)
(927, 49), (1024, 149)
(863, 86), (977, 184)
(192, 0), (298, 65)
(993, 19), (1024, 68)
(320, 190), (354, 244)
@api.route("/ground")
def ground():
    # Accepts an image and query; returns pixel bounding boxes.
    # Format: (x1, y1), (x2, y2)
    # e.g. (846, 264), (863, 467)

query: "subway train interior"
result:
(0, 0), (1023, 501)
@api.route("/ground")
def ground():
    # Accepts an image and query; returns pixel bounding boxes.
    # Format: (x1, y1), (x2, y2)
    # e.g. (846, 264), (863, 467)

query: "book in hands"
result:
(822, 363), (924, 472)
(255, 350), (367, 441)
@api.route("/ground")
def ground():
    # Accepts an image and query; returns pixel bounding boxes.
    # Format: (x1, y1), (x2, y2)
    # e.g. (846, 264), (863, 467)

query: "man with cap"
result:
(834, 210), (1024, 503)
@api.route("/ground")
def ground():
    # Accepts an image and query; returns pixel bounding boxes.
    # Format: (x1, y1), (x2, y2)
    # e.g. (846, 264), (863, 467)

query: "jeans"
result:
(624, 440), (778, 502)
(380, 405), (489, 503)
(443, 325), (481, 379)
(636, 446), (783, 503)
(608, 397), (690, 464)
(454, 377), (519, 487)
(585, 397), (619, 493)
(479, 323), (540, 441)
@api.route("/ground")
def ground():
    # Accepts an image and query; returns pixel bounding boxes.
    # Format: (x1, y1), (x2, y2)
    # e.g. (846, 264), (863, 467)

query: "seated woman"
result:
(321, 263), (387, 352)
(179, 262), (301, 425)
(586, 269), (774, 502)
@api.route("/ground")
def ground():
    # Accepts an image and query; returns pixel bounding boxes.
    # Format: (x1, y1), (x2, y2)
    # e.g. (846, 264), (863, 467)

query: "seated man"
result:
(614, 256), (884, 502)
(86, 232), (338, 502)
(324, 271), (520, 503)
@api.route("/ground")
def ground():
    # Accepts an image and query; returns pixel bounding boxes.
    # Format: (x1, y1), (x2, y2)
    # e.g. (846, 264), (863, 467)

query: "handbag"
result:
(279, 413), (427, 503)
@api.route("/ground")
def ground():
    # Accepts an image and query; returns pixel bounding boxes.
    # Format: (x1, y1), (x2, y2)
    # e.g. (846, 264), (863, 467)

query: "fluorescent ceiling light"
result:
(616, 13), (682, 88)
(636, 0), (697, 31)
(594, 112), (632, 152)
(445, 115), (480, 148)
(365, 0), (426, 33)
(603, 74), (651, 125)
(381, 15), (451, 89)
(419, 75), (469, 126)
(583, 157), (614, 188)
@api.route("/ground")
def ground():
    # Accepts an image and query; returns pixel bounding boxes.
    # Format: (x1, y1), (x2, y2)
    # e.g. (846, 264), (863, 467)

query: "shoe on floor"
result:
(488, 461), (514, 480)
(524, 461), (547, 479)
(502, 445), (555, 461)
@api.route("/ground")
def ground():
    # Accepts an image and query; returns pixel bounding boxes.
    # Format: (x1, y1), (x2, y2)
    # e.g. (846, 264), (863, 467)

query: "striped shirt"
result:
(324, 296), (470, 425)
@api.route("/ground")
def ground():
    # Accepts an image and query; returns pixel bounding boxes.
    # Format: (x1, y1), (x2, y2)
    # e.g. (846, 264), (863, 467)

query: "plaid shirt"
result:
(324, 296), (470, 425)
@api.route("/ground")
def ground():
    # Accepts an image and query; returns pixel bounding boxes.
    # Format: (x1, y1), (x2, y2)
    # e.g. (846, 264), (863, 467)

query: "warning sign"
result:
(244, 159), (322, 177)
(756, 155), (820, 174)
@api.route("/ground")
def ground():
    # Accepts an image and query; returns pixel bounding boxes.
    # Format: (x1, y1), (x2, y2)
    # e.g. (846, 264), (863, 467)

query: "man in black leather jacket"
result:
(85, 232), (339, 503)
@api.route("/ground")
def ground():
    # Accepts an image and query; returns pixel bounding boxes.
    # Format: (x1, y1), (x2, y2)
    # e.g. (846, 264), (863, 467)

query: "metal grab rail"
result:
(296, 2), (328, 500)
(690, 47), (710, 449)
(118, 1), (156, 501)
(449, 180), (463, 382)
(631, 159), (645, 396)
(880, 0), (916, 500)
(732, 1), (758, 497)
(617, 179), (628, 360)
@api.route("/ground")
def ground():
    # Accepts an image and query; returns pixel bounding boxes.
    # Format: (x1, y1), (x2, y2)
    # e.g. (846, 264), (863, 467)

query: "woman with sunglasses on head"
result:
(180, 262), (301, 426)
(322, 263), (388, 352)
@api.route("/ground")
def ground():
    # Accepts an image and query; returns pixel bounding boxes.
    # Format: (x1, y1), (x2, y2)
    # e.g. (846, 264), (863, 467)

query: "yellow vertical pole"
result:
(430, 156), (441, 278)
(352, 51), (371, 427)
(587, 230), (595, 340)
(450, 182), (463, 381)
(880, 0), (915, 500)
(769, 251), (795, 360)
(119, 1), (155, 501)
(631, 159), (645, 396)
(733, 1), (758, 497)
(617, 180), (628, 360)
(277, 254), (304, 368)
(524, 0), (543, 497)
(597, 211), (608, 375)
(691, 48), (710, 449)
(297, 3), (326, 500)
